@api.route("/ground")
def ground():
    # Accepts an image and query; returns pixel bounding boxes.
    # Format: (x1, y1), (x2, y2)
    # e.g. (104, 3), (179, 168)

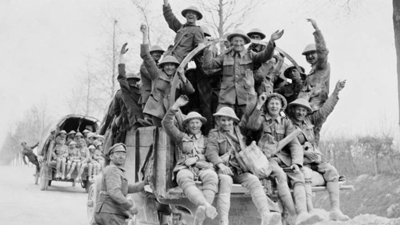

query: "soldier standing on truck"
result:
(21, 142), (40, 174)
(287, 80), (350, 221)
(162, 0), (204, 63)
(301, 18), (331, 145)
(94, 143), (146, 225)
(203, 29), (283, 119)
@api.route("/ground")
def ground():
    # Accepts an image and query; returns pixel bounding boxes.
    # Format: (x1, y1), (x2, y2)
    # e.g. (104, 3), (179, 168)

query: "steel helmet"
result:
(68, 130), (76, 135)
(288, 98), (313, 114)
(75, 132), (83, 137)
(126, 72), (141, 81)
(265, 93), (288, 111)
(68, 141), (77, 146)
(150, 45), (165, 54)
(213, 107), (240, 122)
(227, 30), (251, 44)
(247, 28), (266, 40)
(181, 6), (203, 20)
(83, 129), (90, 134)
(283, 66), (306, 79)
(59, 130), (67, 135)
(183, 111), (207, 126)
(302, 43), (316, 55)
(159, 55), (180, 68)
(200, 25), (211, 37)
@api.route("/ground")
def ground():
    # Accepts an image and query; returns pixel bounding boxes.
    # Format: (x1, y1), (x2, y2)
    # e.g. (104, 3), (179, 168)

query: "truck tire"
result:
(87, 182), (97, 224)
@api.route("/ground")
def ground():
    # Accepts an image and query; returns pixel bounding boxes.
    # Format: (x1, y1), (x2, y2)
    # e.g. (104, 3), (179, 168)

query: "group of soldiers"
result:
(96, 1), (350, 225)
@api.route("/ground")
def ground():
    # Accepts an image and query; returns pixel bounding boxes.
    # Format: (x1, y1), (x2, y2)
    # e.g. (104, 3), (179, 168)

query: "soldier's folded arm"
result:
(205, 133), (224, 167)
(104, 169), (133, 210)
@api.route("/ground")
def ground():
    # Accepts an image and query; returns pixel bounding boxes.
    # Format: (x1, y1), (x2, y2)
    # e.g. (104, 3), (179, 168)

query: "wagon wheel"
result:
(87, 183), (96, 224)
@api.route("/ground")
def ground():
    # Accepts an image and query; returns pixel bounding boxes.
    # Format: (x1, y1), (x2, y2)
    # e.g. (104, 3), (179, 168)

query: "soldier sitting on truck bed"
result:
(162, 95), (218, 225)
(247, 93), (324, 225)
(76, 143), (91, 183)
(206, 71), (282, 225)
(287, 80), (349, 221)
(53, 130), (68, 180)
(65, 141), (81, 180)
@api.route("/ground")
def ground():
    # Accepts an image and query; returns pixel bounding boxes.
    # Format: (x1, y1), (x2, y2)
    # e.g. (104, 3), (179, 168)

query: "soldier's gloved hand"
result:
(218, 163), (233, 176)
(184, 157), (198, 167)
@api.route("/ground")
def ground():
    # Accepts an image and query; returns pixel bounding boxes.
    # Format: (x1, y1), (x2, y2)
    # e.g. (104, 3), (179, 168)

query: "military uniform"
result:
(141, 44), (195, 121)
(94, 164), (145, 225)
(163, 4), (204, 63)
(203, 40), (275, 119)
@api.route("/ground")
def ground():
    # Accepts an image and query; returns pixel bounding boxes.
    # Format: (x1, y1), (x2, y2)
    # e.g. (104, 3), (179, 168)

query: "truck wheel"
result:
(87, 182), (97, 224)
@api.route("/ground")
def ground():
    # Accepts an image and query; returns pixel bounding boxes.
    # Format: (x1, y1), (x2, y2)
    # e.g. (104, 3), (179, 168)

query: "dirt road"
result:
(0, 165), (88, 225)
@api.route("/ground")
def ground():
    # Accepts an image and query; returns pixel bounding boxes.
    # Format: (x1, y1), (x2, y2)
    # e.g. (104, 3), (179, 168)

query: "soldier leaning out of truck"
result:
(21, 141), (40, 174)
(287, 80), (350, 221)
(94, 143), (146, 225)
(162, 95), (218, 225)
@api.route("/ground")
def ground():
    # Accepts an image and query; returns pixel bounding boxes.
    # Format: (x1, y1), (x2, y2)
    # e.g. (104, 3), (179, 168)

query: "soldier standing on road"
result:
(162, 0), (204, 63)
(21, 142), (40, 174)
(94, 143), (146, 225)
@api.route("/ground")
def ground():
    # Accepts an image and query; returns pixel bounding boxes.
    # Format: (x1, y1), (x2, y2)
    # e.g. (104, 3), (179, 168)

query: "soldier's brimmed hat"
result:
(83, 129), (90, 134)
(107, 143), (127, 156)
(126, 72), (141, 81)
(59, 130), (67, 135)
(213, 107), (240, 122)
(88, 145), (96, 150)
(87, 132), (96, 139)
(95, 134), (104, 140)
(150, 45), (165, 54)
(68, 141), (77, 146)
(247, 28), (266, 40)
(181, 6), (203, 20)
(227, 30), (251, 44)
(159, 55), (180, 68)
(283, 66), (306, 79)
(68, 130), (76, 136)
(75, 132), (83, 137)
(288, 98), (313, 114)
(265, 93), (288, 111)
(183, 112), (207, 126)
(302, 43), (317, 55)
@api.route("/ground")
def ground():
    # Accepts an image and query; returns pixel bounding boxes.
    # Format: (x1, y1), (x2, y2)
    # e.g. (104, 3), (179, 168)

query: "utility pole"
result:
(111, 19), (118, 98)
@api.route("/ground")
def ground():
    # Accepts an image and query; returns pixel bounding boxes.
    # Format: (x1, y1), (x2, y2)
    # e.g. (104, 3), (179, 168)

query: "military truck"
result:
(38, 114), (99, 192)
(86, 40), (353, 225)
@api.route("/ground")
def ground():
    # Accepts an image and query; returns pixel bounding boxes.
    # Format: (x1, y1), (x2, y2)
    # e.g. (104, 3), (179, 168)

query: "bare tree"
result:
(194, 0), (265, 48)
(393, 0), (400, 126)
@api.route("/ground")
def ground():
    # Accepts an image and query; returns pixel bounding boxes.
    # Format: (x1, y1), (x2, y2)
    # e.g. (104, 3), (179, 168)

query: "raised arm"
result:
(177, 68), (195, 95)
(308, 19), (329, 70)
(161, 96), (188, 143)
(239, 70), (258, 133)
(140, 24), (160, 80)
(251, 30), (284, 65)
(163, 0), (182, 33)
(309, 80), (345, 126)
(247, 93), (268, 132)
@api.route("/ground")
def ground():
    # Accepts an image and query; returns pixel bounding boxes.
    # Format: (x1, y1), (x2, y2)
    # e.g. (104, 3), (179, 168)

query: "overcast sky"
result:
(0, 0), (396, 145)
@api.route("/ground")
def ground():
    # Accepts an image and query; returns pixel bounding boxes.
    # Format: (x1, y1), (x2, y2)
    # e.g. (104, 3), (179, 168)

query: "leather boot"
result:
(293, 184), (324, 225)
(327, 181), (350, 221)
(217, 174), (232, 225)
